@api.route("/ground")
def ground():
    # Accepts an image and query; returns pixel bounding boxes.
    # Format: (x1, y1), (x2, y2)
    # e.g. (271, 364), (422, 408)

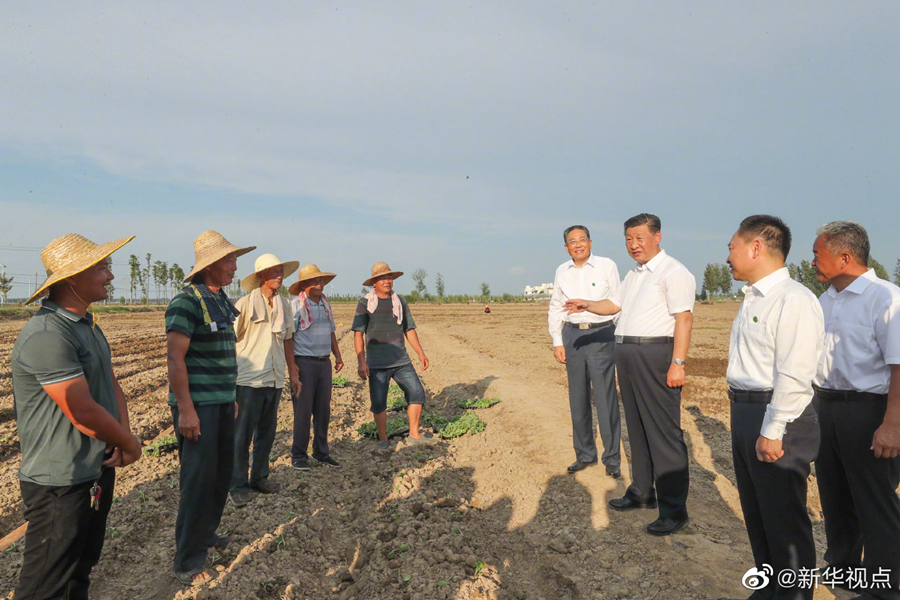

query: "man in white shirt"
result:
(548, 225), (622, 477)
(811, 221), (900, 600)
(722, 215), (823, 600)
(566, 213), (695, 536)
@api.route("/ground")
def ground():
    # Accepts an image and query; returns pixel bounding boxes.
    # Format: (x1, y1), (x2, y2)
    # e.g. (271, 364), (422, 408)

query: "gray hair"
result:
(563, 225), (590, 243)
(816, 221), (869, 265)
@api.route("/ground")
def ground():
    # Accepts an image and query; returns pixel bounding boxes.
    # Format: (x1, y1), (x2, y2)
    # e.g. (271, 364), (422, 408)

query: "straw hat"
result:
(362, 262), (404, 287)
(183, 230), (256, 282)
(240, 253), (300, 291)
(26, 233), (135, 305)
(288, 264), (337, 296)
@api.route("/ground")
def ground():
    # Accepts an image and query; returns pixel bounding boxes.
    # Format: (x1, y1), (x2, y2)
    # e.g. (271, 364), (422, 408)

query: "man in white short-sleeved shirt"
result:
(811, 221), (900, 600)
(566, 213), (695, 537)
(548, 225), (623, 477)
(723, 215), (824, 600)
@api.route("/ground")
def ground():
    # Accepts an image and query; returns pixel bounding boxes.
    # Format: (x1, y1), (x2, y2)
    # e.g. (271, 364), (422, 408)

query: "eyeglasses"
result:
(566, 237), (589, 245)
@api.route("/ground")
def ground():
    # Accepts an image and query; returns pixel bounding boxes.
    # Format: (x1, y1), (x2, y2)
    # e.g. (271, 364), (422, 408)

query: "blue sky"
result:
(1, 2), (897, 298)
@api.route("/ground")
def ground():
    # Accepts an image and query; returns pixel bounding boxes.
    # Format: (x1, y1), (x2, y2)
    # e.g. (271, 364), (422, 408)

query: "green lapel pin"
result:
(753, 316), (758, 323)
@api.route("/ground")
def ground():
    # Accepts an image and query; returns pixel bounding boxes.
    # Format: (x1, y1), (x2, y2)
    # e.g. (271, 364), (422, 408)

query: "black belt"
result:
(814, 386), (887, 402)
(728, 388), (774, 404)
(564, 320), (614, 330)
(616, 335), (674, 344)
(297, 355), (330, 361)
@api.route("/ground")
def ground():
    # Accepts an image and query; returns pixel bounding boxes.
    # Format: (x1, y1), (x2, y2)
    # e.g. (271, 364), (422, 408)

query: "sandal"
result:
(172, 566), (218, 586)
(212, 533), (239, 550)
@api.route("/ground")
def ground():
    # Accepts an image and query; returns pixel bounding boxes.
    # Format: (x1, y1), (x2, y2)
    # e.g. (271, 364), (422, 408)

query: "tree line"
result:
(700, 258), (900, 300)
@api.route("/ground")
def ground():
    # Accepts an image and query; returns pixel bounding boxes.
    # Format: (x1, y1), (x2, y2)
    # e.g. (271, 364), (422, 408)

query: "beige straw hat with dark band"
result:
(240, 253), (300, 292)
(184, 230), (256, 283)
(362, 262), (403, 287)
(26, 233), (135, 305)
(288, 264), (337, 296)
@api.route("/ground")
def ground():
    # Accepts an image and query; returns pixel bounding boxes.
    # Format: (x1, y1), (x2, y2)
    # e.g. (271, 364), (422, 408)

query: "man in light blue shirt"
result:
(289, 264), (344, 470)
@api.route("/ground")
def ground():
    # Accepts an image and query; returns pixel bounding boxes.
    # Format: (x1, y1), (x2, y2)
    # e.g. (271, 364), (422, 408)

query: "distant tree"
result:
(128, 254), (141, 304)
(868, 257), (889, 281)
(435, 272), (445, 298)
(153, 260), (169, 303)
(0, 273), (13, 305)
(701, 263), (733, 298)
(412, 268), (428, 296)
(699, 288), (707, 301)
(702, 264), (717, 299)
(788, 260), (828, 297)
(407, 290), (422, 303)
(894, 259), (900, 286)
(361, 285), (370, 295)
(169, 263), (185, 296)
(716, 263), (733, 297)
(480, 282), (490, 299)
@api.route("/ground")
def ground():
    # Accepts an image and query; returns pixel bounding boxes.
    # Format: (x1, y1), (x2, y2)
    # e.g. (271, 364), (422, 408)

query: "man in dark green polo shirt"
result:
(166, 230), (255, 586)
(11, 233), (141, 600)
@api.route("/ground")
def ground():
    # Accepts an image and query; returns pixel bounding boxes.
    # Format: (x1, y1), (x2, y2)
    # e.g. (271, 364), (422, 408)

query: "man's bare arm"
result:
(42, 376), (141, 460)
(354, 331), (369, 380)
(331, 332), (344, 372)
(405, 329), (429, 370)
(667, 311), (693, 387)
(167, 331), (201, 441)
(563, 299), (621, 316)
(284, 336), (301, 397)
(873, 364), (900, 458)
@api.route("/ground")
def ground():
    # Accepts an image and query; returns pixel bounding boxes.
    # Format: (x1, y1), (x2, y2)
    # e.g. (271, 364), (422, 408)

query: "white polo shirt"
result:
(548, 254), (622, 346)
(815, 268), (900, 394)
(615, 249), (696, 337)
(726, 268), (824, 440)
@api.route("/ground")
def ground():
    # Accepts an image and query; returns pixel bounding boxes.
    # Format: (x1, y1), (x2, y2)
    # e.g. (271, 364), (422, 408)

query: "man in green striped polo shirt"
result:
(165, 230), (255, 586)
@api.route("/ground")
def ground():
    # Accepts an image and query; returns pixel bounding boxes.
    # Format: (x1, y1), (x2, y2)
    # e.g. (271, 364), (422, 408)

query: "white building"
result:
(524, 283), (554, 297)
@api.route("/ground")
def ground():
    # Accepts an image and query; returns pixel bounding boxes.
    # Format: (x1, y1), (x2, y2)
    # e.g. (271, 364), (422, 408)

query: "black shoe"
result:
(292, 459), (310, 471)
(316, 456), (340, 467)
(646, 516), (689, 536)
(605, 466), (621, 479)
(608, 495), (658, 511)
(567, 460), (598, 474)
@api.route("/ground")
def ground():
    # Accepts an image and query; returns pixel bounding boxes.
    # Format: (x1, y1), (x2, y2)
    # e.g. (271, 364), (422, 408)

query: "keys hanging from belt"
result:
(90, 482), (102, 510)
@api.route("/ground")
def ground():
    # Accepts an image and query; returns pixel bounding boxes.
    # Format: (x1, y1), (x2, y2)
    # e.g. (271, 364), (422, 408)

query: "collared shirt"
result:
(548, 254), (621, 346)
(816, 269), (900, 394)
(726, 268), (824, 440)
(233, 290), (295, 388)
(292, 296), (335, 357)
(616, 249), (696, 337)
(11, 300), (119, 485)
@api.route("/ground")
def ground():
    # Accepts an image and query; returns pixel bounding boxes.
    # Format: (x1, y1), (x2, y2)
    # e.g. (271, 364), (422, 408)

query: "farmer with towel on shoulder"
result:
(229, 253), (301, 506)
(166, 230), (255, 586)
(289, 264), (344, 470)
(11, 233), (141, 600)
(352, 262), (431, 450)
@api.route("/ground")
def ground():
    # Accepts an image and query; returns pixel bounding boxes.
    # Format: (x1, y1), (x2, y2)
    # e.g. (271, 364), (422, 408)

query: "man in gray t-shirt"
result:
(353, 262), (430, 449)
(11, 233), (141, 599)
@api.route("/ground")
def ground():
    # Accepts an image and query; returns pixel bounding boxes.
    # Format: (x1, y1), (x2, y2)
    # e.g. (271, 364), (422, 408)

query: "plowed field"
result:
(0, 304), (858, 599)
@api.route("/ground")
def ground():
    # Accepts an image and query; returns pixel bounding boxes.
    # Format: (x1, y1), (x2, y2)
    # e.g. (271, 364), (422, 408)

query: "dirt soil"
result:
(0, 303), (860, 599)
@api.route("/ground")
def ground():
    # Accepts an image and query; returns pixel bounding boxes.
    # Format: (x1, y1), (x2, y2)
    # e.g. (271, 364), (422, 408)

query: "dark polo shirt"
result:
(11, 300), (118, 486)
(351, 295), (416, 369)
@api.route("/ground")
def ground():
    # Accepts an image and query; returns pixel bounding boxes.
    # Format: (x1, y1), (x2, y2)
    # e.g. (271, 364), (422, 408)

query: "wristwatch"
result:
(671, 358), (686, 366)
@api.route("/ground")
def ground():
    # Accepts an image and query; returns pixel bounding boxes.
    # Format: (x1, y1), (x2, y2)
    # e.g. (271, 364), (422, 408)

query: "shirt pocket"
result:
(590, 279), (610, 301)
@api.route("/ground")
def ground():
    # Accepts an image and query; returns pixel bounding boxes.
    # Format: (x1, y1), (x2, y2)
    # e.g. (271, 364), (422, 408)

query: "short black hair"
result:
(563, 225), (590, 243)
(623, 213), (661, 235)
(737, 214), (792, 260)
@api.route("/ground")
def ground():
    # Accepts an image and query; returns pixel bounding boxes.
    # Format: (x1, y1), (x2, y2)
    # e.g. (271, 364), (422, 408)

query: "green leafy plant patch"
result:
(332, 376), (349, 388)
(143, 435), (178, 456)
(387, 394), (409, 411)
(439, 412), (486, 439)
(357, 418), (410, 439)
(455, 397), (501, 409)
(421, 413), (449, 432)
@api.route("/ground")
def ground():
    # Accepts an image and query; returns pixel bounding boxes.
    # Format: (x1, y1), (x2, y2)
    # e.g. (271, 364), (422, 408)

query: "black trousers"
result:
(732, 401), (819, 600)
(815, 394), (900, 600)
(292, 356), (333, 462)
(230, 385), (280, 494)
(616, 341), (690, 520)
(171, 402), (234, 573)
(15, 467), (115, 600)
(563, 324), (620, 467)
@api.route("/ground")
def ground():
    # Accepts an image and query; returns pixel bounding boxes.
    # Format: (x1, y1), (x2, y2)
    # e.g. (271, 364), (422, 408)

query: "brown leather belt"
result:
(814, 386), (887, 402)
(728, 388), (774, 404)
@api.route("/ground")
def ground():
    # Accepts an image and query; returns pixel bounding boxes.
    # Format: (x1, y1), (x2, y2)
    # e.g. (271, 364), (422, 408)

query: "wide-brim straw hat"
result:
(26, 233), (135, 305)
(240, 253), (300, 292)
(362, 262), (404, 287)
(184, 230), (256, 283)
(288, 264), (337, 296)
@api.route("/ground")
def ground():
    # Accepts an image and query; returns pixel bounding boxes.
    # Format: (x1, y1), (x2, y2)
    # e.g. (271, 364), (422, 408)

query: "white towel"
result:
(365, 289), (402, 324)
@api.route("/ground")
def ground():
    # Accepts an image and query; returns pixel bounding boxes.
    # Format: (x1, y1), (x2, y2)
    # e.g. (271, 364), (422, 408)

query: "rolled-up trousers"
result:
(615, 340), (689, 520)
(732, 400), (819, 600)
(562, 324), (620, 467)
(815, 393), (900, 600)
